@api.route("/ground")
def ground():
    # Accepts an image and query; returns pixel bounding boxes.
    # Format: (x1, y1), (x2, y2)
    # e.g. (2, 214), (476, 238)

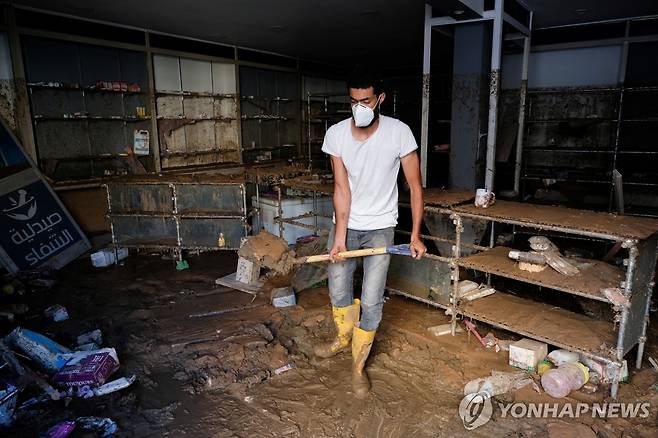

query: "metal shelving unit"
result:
(104, 175), (248, 262)
(304, 92), (350, 169)
(520, 85), (658, 213)
(448, 200), (658, 399)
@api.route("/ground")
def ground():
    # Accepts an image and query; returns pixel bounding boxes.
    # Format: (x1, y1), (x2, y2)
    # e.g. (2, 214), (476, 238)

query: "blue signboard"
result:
(0, 118), (90, 272)
(1, 179), (84, 270)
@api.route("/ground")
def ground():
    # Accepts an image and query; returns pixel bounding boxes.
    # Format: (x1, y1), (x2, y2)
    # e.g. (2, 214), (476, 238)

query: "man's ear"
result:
(378, 92), (386, 106)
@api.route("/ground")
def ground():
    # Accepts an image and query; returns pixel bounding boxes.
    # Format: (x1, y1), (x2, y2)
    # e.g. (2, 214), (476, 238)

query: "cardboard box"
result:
(54, 348), (119, 387)
(509, 338), (548, 372)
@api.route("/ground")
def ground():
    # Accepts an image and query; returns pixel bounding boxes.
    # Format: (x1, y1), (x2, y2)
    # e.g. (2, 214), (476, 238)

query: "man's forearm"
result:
(410, 187), (424, 240)
(333, 188), (351, 243)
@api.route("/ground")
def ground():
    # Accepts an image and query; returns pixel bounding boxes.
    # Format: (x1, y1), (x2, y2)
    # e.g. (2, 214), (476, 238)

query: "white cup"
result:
(475, 189), (495, 208)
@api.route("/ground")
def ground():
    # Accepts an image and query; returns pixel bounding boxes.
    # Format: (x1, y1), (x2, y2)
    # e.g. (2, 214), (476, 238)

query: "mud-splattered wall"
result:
(0, 32), (16, 132)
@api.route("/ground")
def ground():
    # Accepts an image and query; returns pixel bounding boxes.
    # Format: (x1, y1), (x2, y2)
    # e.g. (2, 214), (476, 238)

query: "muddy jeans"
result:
(327, 226), (395, 331)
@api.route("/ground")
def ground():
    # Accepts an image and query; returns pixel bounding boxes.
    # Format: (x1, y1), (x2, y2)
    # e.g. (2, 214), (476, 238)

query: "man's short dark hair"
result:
(347, 65), (384, 95)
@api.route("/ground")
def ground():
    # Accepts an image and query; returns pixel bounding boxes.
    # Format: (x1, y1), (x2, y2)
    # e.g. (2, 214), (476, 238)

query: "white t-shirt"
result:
(321, 115), (418, 231)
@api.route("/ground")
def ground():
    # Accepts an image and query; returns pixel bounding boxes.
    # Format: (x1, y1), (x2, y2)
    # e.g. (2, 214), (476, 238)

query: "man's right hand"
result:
(329, 241), (347, 263)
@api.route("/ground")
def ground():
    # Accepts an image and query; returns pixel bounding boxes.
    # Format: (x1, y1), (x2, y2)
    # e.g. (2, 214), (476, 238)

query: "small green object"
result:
(176, 259), (189, 271)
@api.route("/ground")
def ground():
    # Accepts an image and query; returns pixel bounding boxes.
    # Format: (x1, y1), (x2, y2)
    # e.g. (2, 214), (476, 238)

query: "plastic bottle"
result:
(541, 362), (589, 398)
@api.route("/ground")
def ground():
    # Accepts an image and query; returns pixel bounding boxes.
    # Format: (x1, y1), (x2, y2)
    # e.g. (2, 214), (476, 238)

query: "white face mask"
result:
(351, 97), (380, 128)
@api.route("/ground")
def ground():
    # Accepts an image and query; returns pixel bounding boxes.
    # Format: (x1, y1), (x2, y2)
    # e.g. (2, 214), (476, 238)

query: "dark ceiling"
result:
(9, 0), (658, 66)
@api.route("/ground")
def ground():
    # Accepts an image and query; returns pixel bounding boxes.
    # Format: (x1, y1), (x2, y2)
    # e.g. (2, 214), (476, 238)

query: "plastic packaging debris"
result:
(76, 416), (118, 437)
(92, 374), (136, 397)
(0, 380), (18, 427)
(528, 236), (579, 276)
(90, 248), (128, 268)
(464, 370), (535, 397)
(537, 359), (553, 376)
(44, 305), (69, 322)
(273, 364), (296, 375)
(460, 286), (496, 302)
(541, 362), (589, 398)
(76, 329), (103, 348)
(509, 338), (548, 372)
(53, 348), (119, 387)
(271, 287), (296, 308)
(579, 355), (627, 383)
(456, 280), (479, 297)
(6, 327), (72, 373)
(41, 421), (76, 438)
(601, 288), (630, 309)
(648, 356), (658, 374)
(427, 323), (462, 336)
(547, 349), (580, 366)
(176, 259), (190, 271)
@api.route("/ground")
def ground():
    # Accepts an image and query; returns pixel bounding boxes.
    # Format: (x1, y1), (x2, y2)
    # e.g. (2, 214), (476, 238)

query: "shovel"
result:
(294, 244), (416, 264)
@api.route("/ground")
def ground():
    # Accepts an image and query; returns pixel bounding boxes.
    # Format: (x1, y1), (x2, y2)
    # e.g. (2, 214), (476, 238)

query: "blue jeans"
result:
(327, 226), (395, 331)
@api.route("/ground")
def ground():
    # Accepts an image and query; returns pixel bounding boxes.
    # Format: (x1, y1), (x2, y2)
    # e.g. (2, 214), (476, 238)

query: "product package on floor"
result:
(53, 348), (119, 387)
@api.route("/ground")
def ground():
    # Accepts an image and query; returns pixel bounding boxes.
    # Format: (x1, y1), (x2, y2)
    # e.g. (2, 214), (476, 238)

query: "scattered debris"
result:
(541, 362), (589, 398)
(43, 305), (69, 322)
(460, 286), (496, 302)
(6, 327), (71, 373)
(90, 248), (128, 268)
(42, 420), (76, 438)
(271, 287), (296, 308)
(602, 287), (630, 309)
(53, 348), (119, 388)
(509, 338), (548, 372)
(76, 416), (118, 437)
(537, 359), (553, 376)
(508, 250), (548, 272)
(176, 259), (190, 271)
(463, 320), (489, 349)
(547, 349), (580, 366)
(528, 236), (579, 276)
(188, 303), (266, 319)
(578, 356), (627, 384)
(0, 380), (18, 427)
(273, 363), (296, 375)
(235, 256), (261, 284)
(427, 323), (462, 337)
(648, 356), (658, 374)
(76, 329), (102, 349)
(464, 370), (535, 397)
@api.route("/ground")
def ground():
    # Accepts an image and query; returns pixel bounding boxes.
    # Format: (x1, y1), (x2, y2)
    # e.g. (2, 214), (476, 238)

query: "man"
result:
(315, 66), (427, 399)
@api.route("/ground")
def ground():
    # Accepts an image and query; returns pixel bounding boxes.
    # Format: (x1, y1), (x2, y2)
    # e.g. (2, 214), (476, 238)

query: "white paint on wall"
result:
(502, 45), (622, 89)
(0, 33), (13, 80)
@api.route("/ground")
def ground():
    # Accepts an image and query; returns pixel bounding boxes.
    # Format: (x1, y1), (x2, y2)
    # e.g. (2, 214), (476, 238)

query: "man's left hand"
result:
(409, 238), (427, 260)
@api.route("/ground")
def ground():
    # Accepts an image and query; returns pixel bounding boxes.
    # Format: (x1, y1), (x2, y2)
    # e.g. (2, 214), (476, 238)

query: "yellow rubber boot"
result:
(351, 324), (376, 399)
(313, 299), (360, 358)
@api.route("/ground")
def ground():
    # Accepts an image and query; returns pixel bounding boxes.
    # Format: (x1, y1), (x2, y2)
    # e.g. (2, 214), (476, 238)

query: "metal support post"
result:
(484, 0), (504, 192)
(513, 31), (531, 195)
(420, 3), (432, 188)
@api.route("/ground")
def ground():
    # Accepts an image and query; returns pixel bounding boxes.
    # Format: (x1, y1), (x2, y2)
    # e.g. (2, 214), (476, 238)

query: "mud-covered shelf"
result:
(457, 246), (623, 302)
(448, 199), (658, 399)
(453, 200), (658, 241)
(155, 91), (236, 98)
(28, 83), (145, 95)
(33, 115), (151, 122)
(459, 293), (617, 362)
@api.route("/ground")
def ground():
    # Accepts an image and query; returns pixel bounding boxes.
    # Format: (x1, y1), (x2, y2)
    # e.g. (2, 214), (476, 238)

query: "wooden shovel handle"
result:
(298, 247), (388, 264)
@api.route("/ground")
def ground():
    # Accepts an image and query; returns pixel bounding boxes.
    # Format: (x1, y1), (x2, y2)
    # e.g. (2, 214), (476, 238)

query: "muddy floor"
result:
(3, 251), (658, 437)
